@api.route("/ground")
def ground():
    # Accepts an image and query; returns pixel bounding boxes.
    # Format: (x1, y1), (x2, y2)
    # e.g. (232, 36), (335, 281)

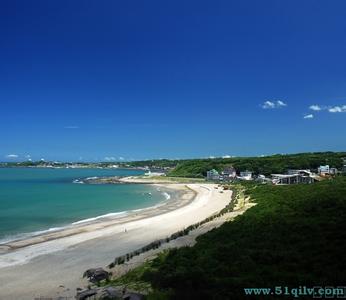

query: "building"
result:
(318, 165), (330, 176)
(256, 174), (271, 184)
(287, 169), (311, 175)
(239, 170), (253, 180)
(221, 166), (237, 181)
(207, 169), (220, 181)
(272, 173), (317, 185)
(329, 168), (338, 175)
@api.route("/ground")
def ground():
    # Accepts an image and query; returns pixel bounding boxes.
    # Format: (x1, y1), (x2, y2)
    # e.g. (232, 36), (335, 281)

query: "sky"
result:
(1, 0), (346, 162)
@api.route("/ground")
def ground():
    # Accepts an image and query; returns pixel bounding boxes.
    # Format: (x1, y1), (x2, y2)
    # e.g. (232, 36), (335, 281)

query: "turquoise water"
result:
(0, 168), (165, 242)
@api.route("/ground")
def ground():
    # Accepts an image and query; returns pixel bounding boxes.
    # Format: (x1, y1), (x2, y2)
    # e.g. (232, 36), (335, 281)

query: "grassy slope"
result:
(118, 177), (346, 299)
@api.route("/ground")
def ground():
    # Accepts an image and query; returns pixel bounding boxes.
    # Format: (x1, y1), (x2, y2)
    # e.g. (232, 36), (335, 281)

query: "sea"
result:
(0, 167), (170, 243)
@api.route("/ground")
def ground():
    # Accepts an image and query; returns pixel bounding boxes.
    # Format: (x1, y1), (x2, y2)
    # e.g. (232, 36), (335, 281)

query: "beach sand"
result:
(0, 183), (232, 300)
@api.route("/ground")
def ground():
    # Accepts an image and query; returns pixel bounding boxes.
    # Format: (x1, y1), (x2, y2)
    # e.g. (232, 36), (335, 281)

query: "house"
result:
(318, 165), (330, 176)
(329, 168), (338, 175)
(221, 166), (237, 181)
(239, 170), (253, 180)
(256, 174), (271, 184)
(206, 169), (220, 181)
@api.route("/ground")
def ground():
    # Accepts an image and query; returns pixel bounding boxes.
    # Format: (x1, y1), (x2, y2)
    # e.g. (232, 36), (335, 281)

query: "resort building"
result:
(318, 165), (330, 176)
(238, 170), (253, 180)
(207, 169), (220, 181)
(221, 166), (237, 181)
(271, 172), (317, 185)
(287, 169), (311, 175)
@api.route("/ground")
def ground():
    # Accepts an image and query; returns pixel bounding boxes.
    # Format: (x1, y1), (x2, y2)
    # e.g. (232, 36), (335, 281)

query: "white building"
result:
(272, 173), (317, 185)
(287, 169), (311, 175)
(239, 170), (253, 180)
(329, 168), (338, 175)
(221, 166), (237, 181)
(318, 165), (330, 175)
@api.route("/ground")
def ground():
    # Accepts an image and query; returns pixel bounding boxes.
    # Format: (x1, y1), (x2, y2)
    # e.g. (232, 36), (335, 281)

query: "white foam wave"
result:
(0, 226), (65, 244)
(162, 192), (171, 200)
(72, 211), (128, 225)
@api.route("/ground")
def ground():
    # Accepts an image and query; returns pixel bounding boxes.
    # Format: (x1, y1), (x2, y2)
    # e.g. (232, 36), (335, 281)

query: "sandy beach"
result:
(0, 183), (232, 300)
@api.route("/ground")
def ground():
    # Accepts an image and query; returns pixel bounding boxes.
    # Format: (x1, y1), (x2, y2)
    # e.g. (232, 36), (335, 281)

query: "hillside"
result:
(167, 152), (346, 178)
(115, 177), (346, 299)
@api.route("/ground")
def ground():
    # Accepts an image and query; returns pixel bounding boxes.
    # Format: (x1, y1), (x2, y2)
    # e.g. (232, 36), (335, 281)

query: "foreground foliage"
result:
(130, 177), (346, 299)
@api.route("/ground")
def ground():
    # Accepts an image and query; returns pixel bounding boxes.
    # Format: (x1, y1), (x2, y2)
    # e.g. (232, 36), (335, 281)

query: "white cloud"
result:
(328, 105), (346, 113)
(222, 155), (231, 159)
(309, 105), (322, 111)
(6, 154), (18, 158)
(308, 104), (346, 113)
(119, 157), (125, 161)
(262, 101), (275, 109)
(303, 114), (314, 119)
(276, 100), (287, 107)
(209, 156), (216, 159)
(25, 154), (31, 158)
(261, 100), (287, 109)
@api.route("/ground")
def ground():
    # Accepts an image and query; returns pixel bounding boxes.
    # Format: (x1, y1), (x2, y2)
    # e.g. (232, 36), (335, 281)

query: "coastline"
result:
(0, 183), (193, 260)
(0, 182), (232, 300)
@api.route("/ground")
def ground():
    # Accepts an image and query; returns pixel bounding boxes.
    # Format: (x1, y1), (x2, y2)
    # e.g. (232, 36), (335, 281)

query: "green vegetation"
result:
(168, 152), (346, 177)
(108, 260), (154, 293)
(111, 177), (346, 299)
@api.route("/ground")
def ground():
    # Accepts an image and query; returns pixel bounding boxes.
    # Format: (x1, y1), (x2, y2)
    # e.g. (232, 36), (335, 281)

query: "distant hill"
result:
(167, 152), (346, 177)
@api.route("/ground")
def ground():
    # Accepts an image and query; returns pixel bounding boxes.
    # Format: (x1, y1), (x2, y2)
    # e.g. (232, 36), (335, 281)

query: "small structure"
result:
(329, 167), (338, 175)
(238, 170), (253, 180)
(221, 166), (237, 181)
(206, 169), (219, 181)
(318, 165), (330, 176)
(256, 174), (271, 184)
(83, 268), (110, 283)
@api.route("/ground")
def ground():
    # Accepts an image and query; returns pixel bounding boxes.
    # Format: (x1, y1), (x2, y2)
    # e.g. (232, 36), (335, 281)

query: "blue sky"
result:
(1, 0), (346, 162)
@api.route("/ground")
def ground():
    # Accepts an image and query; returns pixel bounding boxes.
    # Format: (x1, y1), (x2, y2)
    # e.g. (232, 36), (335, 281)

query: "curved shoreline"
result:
(0, 183), (194, 256)
(0, 183), (232, 300)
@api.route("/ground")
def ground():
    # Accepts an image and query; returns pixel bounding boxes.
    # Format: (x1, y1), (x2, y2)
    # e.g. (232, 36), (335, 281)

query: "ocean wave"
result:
(72, 211), (128, 225)
(162, 192), (171, 200)
(73, 179), (84, 184)
(1, 188), (172, 245)
(0, 226), (65, 244)
(72, 176), (99, 184)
